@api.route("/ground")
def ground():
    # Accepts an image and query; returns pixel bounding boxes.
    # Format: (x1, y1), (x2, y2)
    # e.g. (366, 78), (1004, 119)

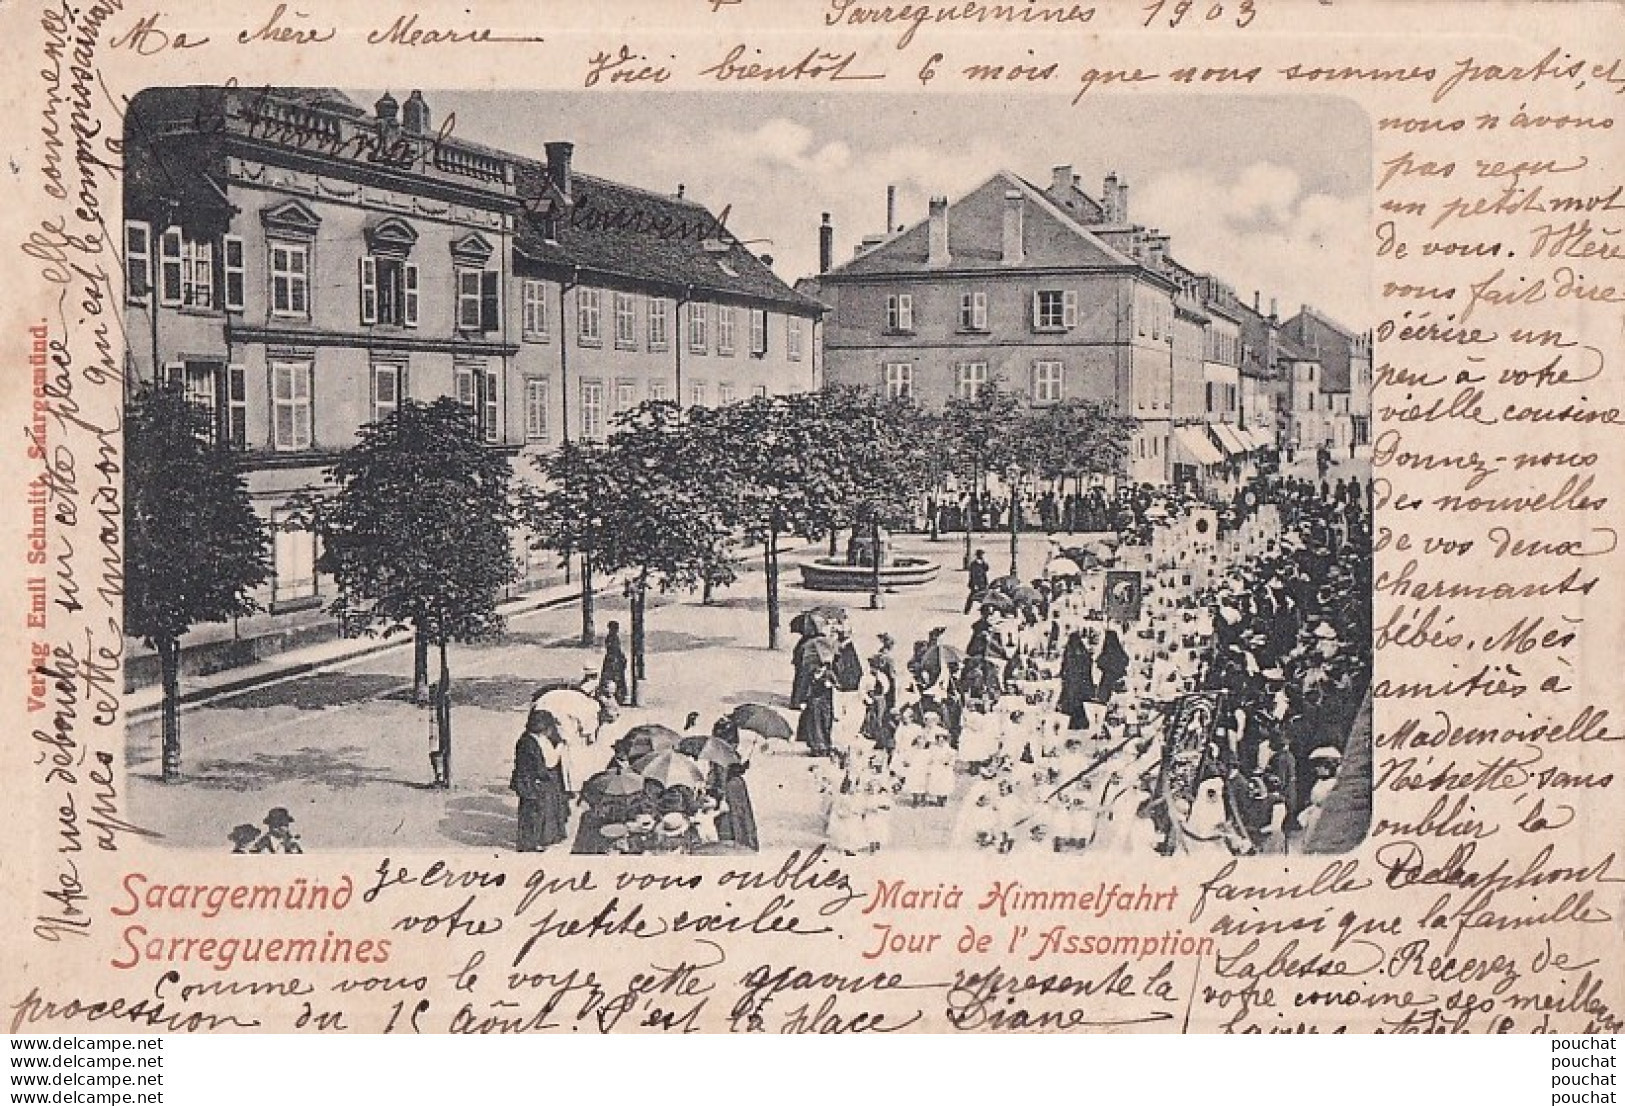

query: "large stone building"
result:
(815, 165), (1360, 485)
(122, 86), (819, 671)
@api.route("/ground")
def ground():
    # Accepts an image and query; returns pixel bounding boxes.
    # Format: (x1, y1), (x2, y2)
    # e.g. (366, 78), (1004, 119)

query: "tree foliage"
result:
(318, 397), (516, 648)
(126, 382), (271, 780)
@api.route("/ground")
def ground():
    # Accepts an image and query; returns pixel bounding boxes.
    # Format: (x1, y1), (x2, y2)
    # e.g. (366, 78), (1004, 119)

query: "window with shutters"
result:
(1033, 360), (1064, 404)
(690, 380), (708, 407)
(361, 257), (418, 327)
(456, 268), (500, 332)
(160, 229), (215, 309)
(164, 360), (244, 448)
(372, 362), (403, 425)
(615, 379), (637, 414)
(455, 361), (501, 443)
(648, 379), (669, 403)
(884, 294), (913, 333)
(956, 361), (988, 400)
(788, 317), (804, 361)
(688, 302), (709, 354)
(1033, 289), (1076, 331)
(749, 309), (768, 357)
(959, 291), (988, 332)
(580, 379), (605, 441)
(884, 362), (912, 401)
(125, 222), (152, 303)
(269, 242), (309, 318)
(222, 236), (245, 311)
(522, 279), (549, 339)
(718, 382), (736, 406)
(578, 287), (602, 345)
(716, 305), (736, 355)
(648, 299), (669, 350)
(615, 292), (638, 350)
(270, 361), (313, 451)
(525, 378), (550, 442)
(272, 509), (318, 603)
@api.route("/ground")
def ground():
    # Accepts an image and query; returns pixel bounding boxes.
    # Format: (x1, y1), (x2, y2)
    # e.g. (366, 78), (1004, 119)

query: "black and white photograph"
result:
(122, 88), (1373, 859)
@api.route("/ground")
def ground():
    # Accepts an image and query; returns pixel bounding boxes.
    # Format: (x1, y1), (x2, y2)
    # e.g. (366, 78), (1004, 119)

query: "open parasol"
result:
(917, 642), (965, 687)
(1044, 555), (1084, 578)
(692, 736), (742, 769)
(617, 723), (681, 762)
(730, 703), (792, 740)
(585, 766), (645, 798)
(631, 749), (708, 790)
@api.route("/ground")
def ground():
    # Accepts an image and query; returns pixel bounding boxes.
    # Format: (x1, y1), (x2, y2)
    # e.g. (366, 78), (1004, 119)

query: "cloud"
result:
(1135, 162), (1372, 327)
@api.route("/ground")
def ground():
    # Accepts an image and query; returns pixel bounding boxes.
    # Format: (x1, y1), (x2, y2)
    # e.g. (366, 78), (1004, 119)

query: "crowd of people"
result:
(789, 473), (1372, 857)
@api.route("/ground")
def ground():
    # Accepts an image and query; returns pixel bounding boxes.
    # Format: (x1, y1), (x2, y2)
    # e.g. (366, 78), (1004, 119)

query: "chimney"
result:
(1102, 171), (1119, 222)
(1254, 290), (1261, 312)
(402, 90), (429, 136)
(1002, 190), (1025, 266)
(544, 141), (574, 204)
(927, 195), (950, 268)
(1051, 164), (1074, 198)
(374, 91), (399, 137)
(1117, 179), (1130, 224)
(818, 212), (833, 274)
(886, 185), (897, 235)
(760, 253), (774, 269)
(1148, 233), (1166, 268)
(1270, 296), (1278, 322)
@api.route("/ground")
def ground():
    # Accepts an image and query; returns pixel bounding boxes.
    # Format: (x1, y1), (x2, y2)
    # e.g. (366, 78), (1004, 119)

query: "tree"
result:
(942, 385), (1024, 566)
(701, 394), (847, 651)
(591, 402), (738, 704)
(316, 398), (516, 787)
(527, 438), (620, 648)
(126, 383), (271, 782)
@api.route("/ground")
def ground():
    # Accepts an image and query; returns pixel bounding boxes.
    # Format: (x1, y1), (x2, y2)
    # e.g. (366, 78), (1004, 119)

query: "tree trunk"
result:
(764, 525), (781, 651)
(868, 515), (884, 609)
(630, 574), (647, 707)
(1009, 478), (1021, 576)
(158, 635), (182, 783)
(580, 553), (596, 646)
(436, 641), (453, 788)
(412, 631), (430, 705)
(828, 529), (838, 557)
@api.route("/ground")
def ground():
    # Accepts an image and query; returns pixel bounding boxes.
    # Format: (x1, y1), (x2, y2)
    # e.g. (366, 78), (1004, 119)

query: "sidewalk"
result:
(125, 536), (817, 723)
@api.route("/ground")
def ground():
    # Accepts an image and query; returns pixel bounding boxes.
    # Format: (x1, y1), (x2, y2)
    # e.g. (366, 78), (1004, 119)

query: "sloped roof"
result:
(823, 171), (1142, 280)
(515, 163), (821, 313)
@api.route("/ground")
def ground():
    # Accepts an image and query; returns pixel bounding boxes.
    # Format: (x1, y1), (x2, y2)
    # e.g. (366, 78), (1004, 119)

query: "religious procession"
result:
(504, 471), (1369, 859)
(788, 472), (1372, 858)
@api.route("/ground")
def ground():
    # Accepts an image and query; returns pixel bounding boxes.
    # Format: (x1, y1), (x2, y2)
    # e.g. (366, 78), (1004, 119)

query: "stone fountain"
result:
(798, 528), (941, 592)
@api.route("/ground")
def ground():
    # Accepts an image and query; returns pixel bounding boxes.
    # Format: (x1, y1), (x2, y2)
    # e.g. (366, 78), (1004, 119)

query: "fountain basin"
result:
(799, 557), (941, 592)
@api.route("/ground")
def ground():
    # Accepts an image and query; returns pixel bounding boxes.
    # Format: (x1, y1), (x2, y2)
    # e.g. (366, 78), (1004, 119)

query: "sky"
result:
(357, 90), (1372, 328)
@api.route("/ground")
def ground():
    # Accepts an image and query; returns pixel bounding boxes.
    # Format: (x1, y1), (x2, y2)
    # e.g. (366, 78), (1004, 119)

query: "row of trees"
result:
(126, 379), (1130, 781)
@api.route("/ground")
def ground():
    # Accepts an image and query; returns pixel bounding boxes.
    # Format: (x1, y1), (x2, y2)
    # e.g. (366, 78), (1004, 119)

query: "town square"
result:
(121, 88), (1373, 858)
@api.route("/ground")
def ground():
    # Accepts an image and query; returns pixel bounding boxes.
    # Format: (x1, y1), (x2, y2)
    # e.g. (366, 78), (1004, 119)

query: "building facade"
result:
(123, 87), (819, 669)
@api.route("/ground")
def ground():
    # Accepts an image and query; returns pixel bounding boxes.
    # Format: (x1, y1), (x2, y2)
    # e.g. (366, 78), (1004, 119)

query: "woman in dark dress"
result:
(713, 762), (760, 851)
(1056, 630), (1097, 730)
(796, 663), (837, 756)
(511, 709), (570, 852)
(1096, 630), (1130, 703)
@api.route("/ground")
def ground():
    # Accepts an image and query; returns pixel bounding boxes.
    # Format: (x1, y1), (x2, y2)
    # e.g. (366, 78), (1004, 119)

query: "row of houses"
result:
(124, 87), (823, 639)
(124, 88), (1368, 676)
(801, 167), (1371, 486)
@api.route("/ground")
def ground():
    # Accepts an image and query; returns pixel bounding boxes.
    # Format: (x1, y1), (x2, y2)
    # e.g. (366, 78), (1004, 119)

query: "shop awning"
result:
(1172, 425), (1224, 467)
(1246, 426), (1276, 450)
(1212, 423), (1252, 456)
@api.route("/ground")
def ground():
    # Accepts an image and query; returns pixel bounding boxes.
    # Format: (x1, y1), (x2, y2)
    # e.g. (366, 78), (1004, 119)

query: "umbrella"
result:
(1044, 555), (1084, 578)
(585, 766), (645, 798)
(1010, 585), (1044, 607)
(617, 723), (681, 762)
(531, 687), (605, 743)
(692, 736), (742, 769)
(917, 642), (965, 687)
(731, 703), (792, 740)
(988, 575), (1023, 596)
(979, 591), (1018, 615)
(632, 749), (707, 790)
(808, 604), (847, 621)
